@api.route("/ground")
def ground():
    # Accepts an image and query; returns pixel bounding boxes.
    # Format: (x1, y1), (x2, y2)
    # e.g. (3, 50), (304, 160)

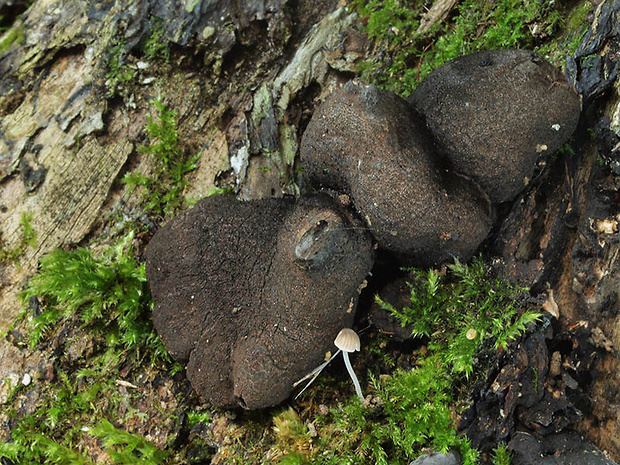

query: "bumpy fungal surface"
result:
(146, 193), (374, 409)
(300, 80), (493, 265)
(410, 49), (581, 203)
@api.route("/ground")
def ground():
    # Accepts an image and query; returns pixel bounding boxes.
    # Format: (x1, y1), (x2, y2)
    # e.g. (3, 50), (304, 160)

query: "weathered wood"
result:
(416, 0), (457, 35)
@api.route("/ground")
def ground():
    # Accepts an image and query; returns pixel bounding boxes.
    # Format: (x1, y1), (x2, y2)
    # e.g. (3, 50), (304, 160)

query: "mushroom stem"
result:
(342, 351), (364, 401)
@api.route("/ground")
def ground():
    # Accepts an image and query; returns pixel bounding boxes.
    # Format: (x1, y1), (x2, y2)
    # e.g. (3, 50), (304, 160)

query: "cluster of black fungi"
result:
(146, 49), (581, 409)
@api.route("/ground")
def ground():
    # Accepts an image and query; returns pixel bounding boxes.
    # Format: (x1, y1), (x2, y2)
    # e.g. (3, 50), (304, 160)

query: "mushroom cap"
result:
(334, 328), (361, 352)
(410, 49), (581, 203)
(300, 80), (492, 266)
(146, 193), (374, 409)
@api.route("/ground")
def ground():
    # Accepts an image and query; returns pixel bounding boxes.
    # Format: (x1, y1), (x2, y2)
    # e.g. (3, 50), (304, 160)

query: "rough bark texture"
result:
(490, 4), (620, 455)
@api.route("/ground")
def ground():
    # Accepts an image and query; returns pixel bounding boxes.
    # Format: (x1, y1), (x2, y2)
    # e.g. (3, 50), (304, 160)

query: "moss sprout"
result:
(492, 443), (514, 465)
(143, 18), (170, 62)
(123, 98), (199, 218)
(0, 211), (37, 264)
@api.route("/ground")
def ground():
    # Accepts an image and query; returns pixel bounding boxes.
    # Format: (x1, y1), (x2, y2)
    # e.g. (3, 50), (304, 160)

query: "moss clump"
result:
(381, 257), (542, 375)
(492, 442), (514, 465)
(105, 38), (137, 97)
(306, 356), (478, 465)
(20, 211), (37, 249)
(1, 371), (127, 464)
(87, 419), (169, 464)
(1, 233), (178, 464)
(1, 392), (169, 464)
(277, 258), (540, 464)
(20, 232), (162, 356)
(273, 408), (313, 461)
(538, 0), (592, 66)
(353, 0), (586, 97)
(123, 98), (199, 218)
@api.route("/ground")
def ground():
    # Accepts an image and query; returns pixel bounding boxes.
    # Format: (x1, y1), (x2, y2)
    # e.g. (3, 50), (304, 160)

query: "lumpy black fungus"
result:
(146, 193), (374, 409)
(147, 49), (582, 410)
(300, 80), (493, 266)
(410, 49), (581, 203)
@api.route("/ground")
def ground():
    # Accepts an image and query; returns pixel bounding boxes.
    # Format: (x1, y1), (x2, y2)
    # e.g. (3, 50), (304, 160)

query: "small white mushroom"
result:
(334, 328), (364, 401)
(293, 328), (365, 401)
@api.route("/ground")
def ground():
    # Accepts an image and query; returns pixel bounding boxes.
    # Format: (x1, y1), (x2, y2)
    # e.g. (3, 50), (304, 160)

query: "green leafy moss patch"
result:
(19, 232), (162, 357)
(0, 211), (36, 265)
(1, 247), (542, 463)
(123, 98), (200, 219)
(271, 257), (541, 464)
(353, 0), (592, 97)
(0, 233), (189, 464)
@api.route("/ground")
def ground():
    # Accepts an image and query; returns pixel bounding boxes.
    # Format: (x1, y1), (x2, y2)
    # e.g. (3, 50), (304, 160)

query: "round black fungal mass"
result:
(300, 80), (493, 266)
(146, 193), (374, 409)
(410, 49), (581, 203)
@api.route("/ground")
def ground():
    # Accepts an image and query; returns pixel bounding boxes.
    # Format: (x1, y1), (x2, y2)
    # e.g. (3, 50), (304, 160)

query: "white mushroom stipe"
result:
(334, 328), (364, 402)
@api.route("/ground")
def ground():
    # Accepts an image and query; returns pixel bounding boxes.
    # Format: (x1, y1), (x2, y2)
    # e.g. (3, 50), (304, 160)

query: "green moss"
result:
(20, 211), (36, 248)
(492, 443), (514, 465)
(278, 257), (540, 464)
(123, 98), (200, 218)
(304, 356), (478, 465)
(187, 409), (212, 429)
(273, 408), (313, 461)
(105, 38), (136, 97)
(0, 427), (93, 464)
(539, 0), (592, 66)
(143, 18), (170, 62)
(20, 232), (163, 356)
(353, 0), (587, 97)
(1, 233), (176, 464)
(379, 257), (541, 376)
(0, 24), (24, 54)
(0, 375), (169, 464)
(206, 186), (234, 197)
(1, 368), (114, 464)
(0, 211), (37, 264)
(4, 252), (540, 463)
(565, 0), (592, 38)
(88, 419), (168, 464)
